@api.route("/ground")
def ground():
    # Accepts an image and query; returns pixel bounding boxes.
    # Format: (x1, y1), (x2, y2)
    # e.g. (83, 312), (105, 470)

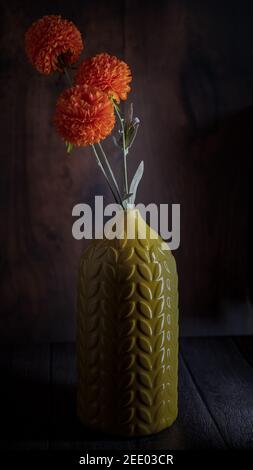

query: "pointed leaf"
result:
(112, 98), (121, 113)
(125, 117), (140, 150)
(129, 161), (144, 205)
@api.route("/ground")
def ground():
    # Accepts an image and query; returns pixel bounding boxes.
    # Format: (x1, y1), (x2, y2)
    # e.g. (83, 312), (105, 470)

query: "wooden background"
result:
(0, 0), (252, 342)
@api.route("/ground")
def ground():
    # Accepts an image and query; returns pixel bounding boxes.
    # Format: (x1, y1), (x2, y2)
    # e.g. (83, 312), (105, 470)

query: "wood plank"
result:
(3, 339), (252, 449)
(0, 0), (125, 343)
(233, 337), (253, 367)
(3, 344), (50, 450)
(50, 343), (81, 449)
(0, 0), (252, 342)
(51, 343), (225, 450)
(181, 337), (253, 449)
(177, 355), (226, 449)
(124, 0), (252, 335)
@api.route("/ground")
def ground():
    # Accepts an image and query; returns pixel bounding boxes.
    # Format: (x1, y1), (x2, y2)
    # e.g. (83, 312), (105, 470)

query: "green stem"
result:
(91, 145), (122, 206)
(97, 142), (123, 206)
(114, 102), (128, 196)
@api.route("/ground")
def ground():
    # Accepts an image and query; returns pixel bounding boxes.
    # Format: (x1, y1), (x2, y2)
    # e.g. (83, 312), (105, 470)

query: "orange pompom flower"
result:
(75, 53), (132, 102)
(25, 15), (83, 75)
(54, 84), (115, 146)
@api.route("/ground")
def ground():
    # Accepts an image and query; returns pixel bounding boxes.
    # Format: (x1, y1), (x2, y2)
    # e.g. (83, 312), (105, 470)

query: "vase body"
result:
(77, 209), (179, 436)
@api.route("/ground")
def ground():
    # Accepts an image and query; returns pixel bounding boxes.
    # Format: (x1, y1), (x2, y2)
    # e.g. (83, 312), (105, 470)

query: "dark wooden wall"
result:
(0, 0), (252, 342)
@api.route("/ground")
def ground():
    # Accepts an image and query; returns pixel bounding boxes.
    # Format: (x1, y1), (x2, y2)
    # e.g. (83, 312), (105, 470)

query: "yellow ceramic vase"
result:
(77, 209), (179, 436)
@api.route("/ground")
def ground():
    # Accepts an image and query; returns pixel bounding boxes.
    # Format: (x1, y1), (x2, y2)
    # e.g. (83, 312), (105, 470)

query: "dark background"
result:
(0, 0), (252, 342)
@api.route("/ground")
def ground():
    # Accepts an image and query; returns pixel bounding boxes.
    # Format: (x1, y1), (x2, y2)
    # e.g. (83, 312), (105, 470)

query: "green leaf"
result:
(65, 141), (74, 154)
(124, 117), (140, 151)
(129, 161), (144, 205)
(112, 98), (121, 114)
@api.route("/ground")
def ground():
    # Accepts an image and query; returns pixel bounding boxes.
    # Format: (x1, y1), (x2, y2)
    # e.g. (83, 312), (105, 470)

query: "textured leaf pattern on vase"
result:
(77, 221), (179, 436)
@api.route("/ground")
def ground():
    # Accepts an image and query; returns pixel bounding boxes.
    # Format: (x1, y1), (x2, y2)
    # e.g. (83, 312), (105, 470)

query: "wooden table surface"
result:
(1, 337), (253, 450)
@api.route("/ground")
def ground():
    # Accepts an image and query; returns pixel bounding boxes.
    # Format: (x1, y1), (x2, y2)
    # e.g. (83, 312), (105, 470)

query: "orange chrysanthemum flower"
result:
(75, 53), (132, 102)
(54, 84), (115, 146)
(25, 15), (83, 75)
